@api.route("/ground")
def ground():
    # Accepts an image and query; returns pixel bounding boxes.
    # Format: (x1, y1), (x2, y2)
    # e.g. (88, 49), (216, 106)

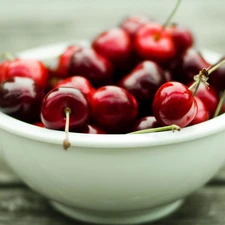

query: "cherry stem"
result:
(0, 52), (15, 61)
(208, 59), (225, 75)
(63, 107), (71, 150)
(163, 0), (181, 28)
(213, 90), (225, 118)
(128, 124), (181, 134)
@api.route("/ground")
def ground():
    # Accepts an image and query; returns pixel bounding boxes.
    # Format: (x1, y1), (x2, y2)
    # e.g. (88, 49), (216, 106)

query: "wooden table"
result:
(1, 0), (225, 224)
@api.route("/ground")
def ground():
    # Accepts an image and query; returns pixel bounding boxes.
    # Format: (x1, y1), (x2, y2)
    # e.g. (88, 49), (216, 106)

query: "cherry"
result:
(48, 45), (81, 78)
(33, 121), (45, 128)
(152, 81), (197, 128)
(91, 86), (138, 133)
(0, 77), (44, 122)
(166, 23), (194, 56)
(41, 87), (91, 149)
(210, 56), (225, 93)
(0, 60), (11, 84)
(53, 76), (95, 102)
(80, 124), (106, 134)
(172, 48), (210, 84)
(119, 60), (167, 116)
(134, 22), (176, 64)
(92, 28), (133, 71)
(120, 15), (151, 38)
(189, 96), (209, 125)
(188, 81), (219, 118)
(1, 59), (49, 89)
(132, 116), (159, 132)
(69, 47), (113, 87)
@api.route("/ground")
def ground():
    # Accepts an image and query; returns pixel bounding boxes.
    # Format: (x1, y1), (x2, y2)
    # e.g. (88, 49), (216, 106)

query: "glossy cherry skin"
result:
(172, 48), (210, 84)
(188, 82), (219, 118)
(119, 60), (167, 116)
(91, 86), (138, 133)
(189, 96), (209, 126)
(132, 116), (159, 132)
(0, 77), (44, 122)
(33, 121), (45, 128)
(153, 81), (197, 128)
(48, 45), (81, 78)
(92, 28), (133, 71)
(134, 23), (176, 64)
(1, 59), (49, 89)
(210, 56), (225, 93)
(166, 23), (194, 56)
(53, 76), (95, 102)
(80, 124), (106, 134)
(41, 87), (90, 131)
(120, 15), (150, 38)
(69, 48), (113, 87)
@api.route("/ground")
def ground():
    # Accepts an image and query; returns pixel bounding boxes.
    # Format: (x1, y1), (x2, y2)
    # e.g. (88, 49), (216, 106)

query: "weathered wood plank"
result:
(0, 186), (224, 225)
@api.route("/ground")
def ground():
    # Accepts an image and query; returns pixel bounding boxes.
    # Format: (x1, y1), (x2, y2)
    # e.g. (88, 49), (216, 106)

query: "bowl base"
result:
(50, 199), (184, 224)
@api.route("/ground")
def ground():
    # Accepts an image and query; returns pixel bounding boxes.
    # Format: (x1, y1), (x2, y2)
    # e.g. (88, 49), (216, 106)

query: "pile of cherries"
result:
(1, 2), (225, 149)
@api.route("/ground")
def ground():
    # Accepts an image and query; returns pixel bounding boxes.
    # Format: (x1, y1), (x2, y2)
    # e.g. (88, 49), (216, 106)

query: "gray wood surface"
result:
(1, 0), (225, 224)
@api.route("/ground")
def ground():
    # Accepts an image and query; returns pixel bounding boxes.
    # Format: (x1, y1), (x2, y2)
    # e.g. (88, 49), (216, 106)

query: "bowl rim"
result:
(0, 42), (224, 149)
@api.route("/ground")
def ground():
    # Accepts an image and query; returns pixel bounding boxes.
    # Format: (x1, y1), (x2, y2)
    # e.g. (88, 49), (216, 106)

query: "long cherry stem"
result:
(63, 107), (71, 150)
(213, 90), (225, 118)
(128, 124), (181, 134)
(163, 0), (181, 28)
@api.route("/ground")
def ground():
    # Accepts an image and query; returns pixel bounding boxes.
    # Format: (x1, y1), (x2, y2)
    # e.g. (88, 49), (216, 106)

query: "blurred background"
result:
(0, 0), (224, 54)
(0, 0), (225, 175)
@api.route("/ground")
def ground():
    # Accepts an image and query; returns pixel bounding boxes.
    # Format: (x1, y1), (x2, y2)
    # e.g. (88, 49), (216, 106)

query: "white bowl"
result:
(0, 43), (225, 225)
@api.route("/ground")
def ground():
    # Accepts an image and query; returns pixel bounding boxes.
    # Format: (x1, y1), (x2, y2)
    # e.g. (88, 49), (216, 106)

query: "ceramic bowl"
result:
(0, 43), (225, 225)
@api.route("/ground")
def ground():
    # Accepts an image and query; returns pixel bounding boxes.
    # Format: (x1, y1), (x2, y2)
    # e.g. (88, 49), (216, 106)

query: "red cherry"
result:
(189, 96), (209, 125)
(91, 86), (138, 133)
(41, 87), (90, 131)
(69, 48), (113, 87)
(53, 76), (95, 102)
(33, 121), (45, 128)
(172, 48), (210, 84)
(188, 81), (219, 117)
(210, 56), (225, 93)
(134, 23), (176, 64)
(132, 116), (159, 132)
(81, 124), (106, 134)
(0, 77), (44, 122)
(120, 15), (151, 38)
(166, 23), (194, 56)
(119, 60), (167, 116)
(153, 81), (197, 128)
(48, 45), (81, 78)
(92, 28), (133, 71)
(0, 60), (12, 84)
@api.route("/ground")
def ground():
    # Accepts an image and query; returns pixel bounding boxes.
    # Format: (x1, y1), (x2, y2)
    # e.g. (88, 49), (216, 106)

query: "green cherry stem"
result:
(213, 90), (225, 118)
(128, 124), (181, 135)
(163, 0), (181, 28)
(0, 52), (15, 61)
(63, 107), (71, 150)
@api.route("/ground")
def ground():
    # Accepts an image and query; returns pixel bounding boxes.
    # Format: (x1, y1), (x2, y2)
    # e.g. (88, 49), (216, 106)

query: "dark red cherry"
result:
(172, 48), (210, 84)
(166, 23), (194, 56)
(132, 116), (159, 132)
(120, 15), (151, 38)
(3, 59), (49, 89)
(53, 76), (95, 102)
(188, 81), (219, 117)
(92, 28), (132, 71)
(189, 96), (209, 125)
(210, 56), (225, 93)
(0, 77), (44, 122)
(134, 23), (176, 64)
(80, 124), (106, 134)
(48, 45), (81, 78)
(91, 86), (138, 133)
(41, 87), (90, 131)
(153, 81), (197, 128)
(119, 60), (167, 116)
(69, 48), (113, 87)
